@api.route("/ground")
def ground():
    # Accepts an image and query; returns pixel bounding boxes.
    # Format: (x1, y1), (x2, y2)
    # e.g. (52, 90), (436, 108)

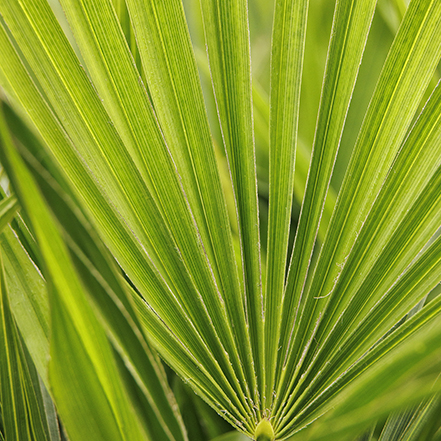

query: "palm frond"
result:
(0, 0), (441, 440)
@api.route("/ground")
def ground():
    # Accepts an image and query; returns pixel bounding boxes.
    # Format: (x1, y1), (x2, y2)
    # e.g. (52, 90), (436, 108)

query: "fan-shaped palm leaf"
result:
(1, 0), (441, 440)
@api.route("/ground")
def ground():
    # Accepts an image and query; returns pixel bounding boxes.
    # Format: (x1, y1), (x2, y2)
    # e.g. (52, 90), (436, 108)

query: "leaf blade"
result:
(124, 0), (255, 404)
(264, 0), (309, 409)
(276, 0), (378, 405)
(199, 0), (264, 406)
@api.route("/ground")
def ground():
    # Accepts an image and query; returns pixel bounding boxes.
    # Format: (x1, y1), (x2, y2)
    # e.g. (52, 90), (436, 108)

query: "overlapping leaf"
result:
(0, 249), (56, 441)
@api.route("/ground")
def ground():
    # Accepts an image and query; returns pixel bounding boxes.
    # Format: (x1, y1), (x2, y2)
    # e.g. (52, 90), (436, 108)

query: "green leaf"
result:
(1, 0), (250, 414)
(277, 229), (441, 437)
(401, 396), (441, 441)
(2, 0), (441, 439)
(195, 48), (336, 245)
(285, 235), (441, 437)
(0, 195), (19, 233)
(263, 0), (308, 407)
(0, 227), (49, 386)
(377, 396), (441, 441)
(279, 80), (441, 419)
(302, 314), (441, 441)
(123, 0), (254, 404)
(0, 0), (188, 295)
(273, 0), (377, 409)
(110, 0), (142, 75)
(355, 425), (376, 441)
(279, 0), (377, 372)
(37, 377), (62, 441)
(277, 0), (441, 421)
(378, 407), (421, 441)
(0, 101), (196, 441)
(0, 16), (247, 427)
(199, 0), (264, 403)
(0, 101), (147, 441)
(0, 252), (51, 441)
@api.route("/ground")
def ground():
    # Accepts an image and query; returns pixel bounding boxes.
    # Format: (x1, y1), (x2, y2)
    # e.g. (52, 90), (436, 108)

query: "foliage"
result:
(0, 0), (441, 440)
